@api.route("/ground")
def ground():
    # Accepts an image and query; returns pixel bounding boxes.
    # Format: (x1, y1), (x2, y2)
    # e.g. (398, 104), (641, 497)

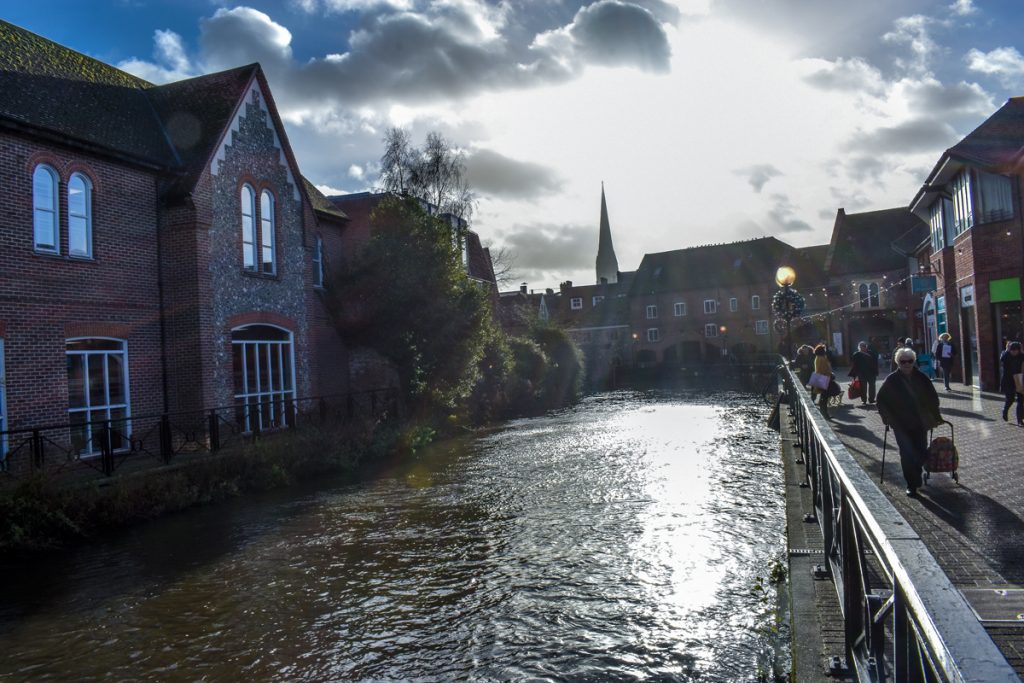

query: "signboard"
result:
(960, 285), (975, 308)
(911, 275), (937, 293)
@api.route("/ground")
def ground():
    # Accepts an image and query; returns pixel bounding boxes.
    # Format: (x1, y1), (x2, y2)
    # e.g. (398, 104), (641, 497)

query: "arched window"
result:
(68, 173), (93, 257)
(858, 283), (869, 307)
(232, 324), (294, 432)
(66, 338), (130, 455)
(260, 190), (275, 275)
(868, 283), (880, 307)
(313, 235), (324, 287)
(241, 185), (256, 271)
(33, 165), (59, 252)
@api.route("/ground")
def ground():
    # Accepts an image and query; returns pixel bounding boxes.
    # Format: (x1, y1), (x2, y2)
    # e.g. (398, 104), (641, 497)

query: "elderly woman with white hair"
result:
(876, 347), (942, 497)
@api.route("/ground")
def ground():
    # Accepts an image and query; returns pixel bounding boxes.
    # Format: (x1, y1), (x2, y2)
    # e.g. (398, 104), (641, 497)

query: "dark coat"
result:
(933, 340), (957, 366)
(999, 350), (1024, 394)
(795, 354), (814, 385)
(848, 351), (877, 379)
(876, 368), (941, 432)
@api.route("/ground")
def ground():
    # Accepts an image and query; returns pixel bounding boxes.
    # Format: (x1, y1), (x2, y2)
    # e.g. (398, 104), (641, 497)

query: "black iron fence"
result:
(780, 360), (1016, 681)
(0, 388), (399, 481)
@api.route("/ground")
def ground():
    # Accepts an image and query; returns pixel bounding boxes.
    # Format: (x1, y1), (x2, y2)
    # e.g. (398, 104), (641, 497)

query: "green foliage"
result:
(530, 322), (585, 409)
(329, 195), (493, 415)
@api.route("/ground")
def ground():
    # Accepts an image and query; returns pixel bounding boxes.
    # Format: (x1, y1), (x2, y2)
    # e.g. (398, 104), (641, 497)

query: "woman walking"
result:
(877, 348), (942, 497)
(811, 344), (833, 419)
(999, 341), (1024, 425)
(848, 340), (878, 404)
(933, 332), (958, 391)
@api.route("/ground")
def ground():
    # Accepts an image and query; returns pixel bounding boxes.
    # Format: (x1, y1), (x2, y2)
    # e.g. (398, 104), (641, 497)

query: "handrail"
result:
(780, 359), (1017, 682)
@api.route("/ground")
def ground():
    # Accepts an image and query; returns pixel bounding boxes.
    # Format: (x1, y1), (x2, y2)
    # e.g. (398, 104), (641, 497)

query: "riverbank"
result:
(0, 418), (398, 554)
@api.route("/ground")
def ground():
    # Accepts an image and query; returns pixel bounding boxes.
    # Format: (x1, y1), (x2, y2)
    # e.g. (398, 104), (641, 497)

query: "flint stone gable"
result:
(206, 85), (312, 407)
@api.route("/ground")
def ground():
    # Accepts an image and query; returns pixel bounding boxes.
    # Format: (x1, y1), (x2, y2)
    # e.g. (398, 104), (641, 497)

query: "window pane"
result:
(281, 349), (292, 391)
(259, 343), (271, 393)
(69, 216), (88, 256)
(88, 356), (105, 407)
(67, 355), (86, 408)
(232, 344), (245, 395)
(67, 339), (122, 352)
(33, 167), (54, 210)
(34, 209), (55, 249)
(107, 354), (125, 404)
(245, 344), (258, 393)
(68, 176), (87, 216)
(109, 407), (128, 450)
(70, 411), (88, 453)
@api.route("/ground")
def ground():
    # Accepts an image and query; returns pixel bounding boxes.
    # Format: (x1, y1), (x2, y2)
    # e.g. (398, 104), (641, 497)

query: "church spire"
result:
(596, 182), (619, 284)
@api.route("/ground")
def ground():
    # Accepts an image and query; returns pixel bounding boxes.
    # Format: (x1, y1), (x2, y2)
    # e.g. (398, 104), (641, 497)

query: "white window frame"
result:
(592, 295), (604, 307)
(260, 190), (276, 275)
(33, 164), (59, 253)
(66, 337), (131, 457)
(241, 184), (257, 271)
(313, 236), (324, 288)
(704, 299), (717, 314)
(751, 295), (760, 310)
(976, 171), (1014, 224)
(729, 297), (738, 312)
(858, 282), (881, 309)
(232, 325), (296, 433)
(755, 320), (769, 335)
(674, 302), (686, 316)
(704, 323), (718, 337)
(646, 304), (658, 319)
(646, 328), (660, 342)
(570, 297), (583, 310)
(68, 172), (93, 258)
(951, 170), (973, 236)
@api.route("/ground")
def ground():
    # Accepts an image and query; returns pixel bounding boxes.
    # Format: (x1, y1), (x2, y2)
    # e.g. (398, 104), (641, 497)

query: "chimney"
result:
(560, 280), (573, 293)
(599, 277), (608, 285)
(546, 288), (554, 295)
(520, 282), (528, 294)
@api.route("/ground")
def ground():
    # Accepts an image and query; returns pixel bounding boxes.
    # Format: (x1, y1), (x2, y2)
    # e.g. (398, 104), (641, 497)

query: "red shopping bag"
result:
(847, 377), (862, 400)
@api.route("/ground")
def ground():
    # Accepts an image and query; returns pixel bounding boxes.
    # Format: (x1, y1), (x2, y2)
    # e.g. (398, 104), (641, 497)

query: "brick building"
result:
(0, 20), (350, 461)
(910, 97), (1024, 390)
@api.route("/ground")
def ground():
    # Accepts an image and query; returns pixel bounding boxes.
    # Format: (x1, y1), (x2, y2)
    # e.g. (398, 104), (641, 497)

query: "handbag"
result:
(847, 377), (862, 400)
(809, 371), (830, 390)
(827, 376), (843, 398)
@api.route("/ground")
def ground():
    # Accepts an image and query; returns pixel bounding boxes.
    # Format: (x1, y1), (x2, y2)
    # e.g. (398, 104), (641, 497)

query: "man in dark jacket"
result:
(848, 340), (878, 405)
(876, 348), (941, 497)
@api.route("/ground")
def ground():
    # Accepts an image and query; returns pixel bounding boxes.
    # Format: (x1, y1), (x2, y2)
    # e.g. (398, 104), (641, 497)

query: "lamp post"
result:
(773, 266), (804, 361)
(719, 325), (728, 357)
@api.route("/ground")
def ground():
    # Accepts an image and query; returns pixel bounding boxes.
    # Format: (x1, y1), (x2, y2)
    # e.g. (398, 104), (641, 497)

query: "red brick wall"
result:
(0, 132), (165, 431)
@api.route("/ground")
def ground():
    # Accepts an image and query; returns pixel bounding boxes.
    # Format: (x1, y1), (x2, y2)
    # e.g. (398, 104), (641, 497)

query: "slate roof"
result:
(824, 208), (926, 276)
(302, 177), (348, 221)
(945, 97), (1024, 172)
(558, 280), (632, 329)
(629, 237), (801, 295)
(0, 19), (173, 166)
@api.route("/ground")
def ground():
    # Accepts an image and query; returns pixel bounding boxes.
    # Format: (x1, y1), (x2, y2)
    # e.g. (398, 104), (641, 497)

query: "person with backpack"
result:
(933, 333), (958, 391)
(877, 347), (942, 497)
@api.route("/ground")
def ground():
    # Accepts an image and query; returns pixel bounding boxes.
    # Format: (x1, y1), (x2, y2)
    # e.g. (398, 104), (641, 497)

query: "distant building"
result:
(595, 184), (619, 285)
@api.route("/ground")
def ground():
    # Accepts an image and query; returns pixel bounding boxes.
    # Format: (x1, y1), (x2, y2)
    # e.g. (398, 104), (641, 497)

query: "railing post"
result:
(159, 414), (173, 464)
(208, 409), (220, 452)
(31, 429), (43, 471)
(100, 421), (114, 476)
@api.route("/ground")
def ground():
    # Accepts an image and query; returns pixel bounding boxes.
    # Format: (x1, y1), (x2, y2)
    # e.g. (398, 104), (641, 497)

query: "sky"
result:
(6, 0), (1024, 290)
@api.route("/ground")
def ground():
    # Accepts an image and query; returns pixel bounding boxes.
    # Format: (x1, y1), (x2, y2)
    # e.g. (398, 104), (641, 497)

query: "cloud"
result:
(765, 193), (813, 233)
(498, 222), (594, 271)
(534, 1), (673, 74)
(200, 7), (295, 74)
(845, 118), (959, 155)
(882, 15), (939, 74)
(897, 76), (993, 117)
(733, 164), (782, 193)
(465, 149), (564, 199)
(117, 29), (197, 83)
(949, 0), (977, 17)
(798, 56), (886, 95)
(965, 46), (1024, 86)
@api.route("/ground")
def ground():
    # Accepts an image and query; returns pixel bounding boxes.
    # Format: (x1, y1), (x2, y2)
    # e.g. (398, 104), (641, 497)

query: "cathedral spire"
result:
(596, 182), (619, 284)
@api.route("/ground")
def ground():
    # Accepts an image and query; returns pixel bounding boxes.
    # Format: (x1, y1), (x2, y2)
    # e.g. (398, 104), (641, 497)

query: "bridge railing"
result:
(780, 360), (1017, 682)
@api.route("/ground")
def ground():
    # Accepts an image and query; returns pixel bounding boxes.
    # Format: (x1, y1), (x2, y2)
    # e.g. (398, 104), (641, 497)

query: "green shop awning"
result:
(990, 277), (1021, 303)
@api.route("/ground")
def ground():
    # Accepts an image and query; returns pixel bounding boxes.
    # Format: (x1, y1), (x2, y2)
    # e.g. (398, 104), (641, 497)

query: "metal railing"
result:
(781, 360), (1017, 682)
(0, 388), (399, 480)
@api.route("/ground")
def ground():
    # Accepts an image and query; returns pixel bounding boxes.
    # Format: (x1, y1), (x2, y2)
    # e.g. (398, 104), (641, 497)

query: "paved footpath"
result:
(827, 375), (1024, 675)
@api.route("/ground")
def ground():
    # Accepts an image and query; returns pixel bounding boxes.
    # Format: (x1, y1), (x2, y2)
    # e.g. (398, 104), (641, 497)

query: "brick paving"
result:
(826, 375), (1024, 674)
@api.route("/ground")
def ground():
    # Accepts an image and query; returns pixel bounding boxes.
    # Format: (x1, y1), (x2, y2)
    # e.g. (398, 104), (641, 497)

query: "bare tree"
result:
(378, 127), (414, 195)
(485, 243), (518, 286)
(379, 128), (476, 220)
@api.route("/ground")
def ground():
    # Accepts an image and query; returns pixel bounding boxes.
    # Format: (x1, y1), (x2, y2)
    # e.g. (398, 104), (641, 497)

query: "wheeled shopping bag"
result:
(924, 419), (959, 484)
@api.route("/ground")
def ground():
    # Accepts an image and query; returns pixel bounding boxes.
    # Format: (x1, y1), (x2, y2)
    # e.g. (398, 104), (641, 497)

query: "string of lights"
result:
(793, 271), (916, 324)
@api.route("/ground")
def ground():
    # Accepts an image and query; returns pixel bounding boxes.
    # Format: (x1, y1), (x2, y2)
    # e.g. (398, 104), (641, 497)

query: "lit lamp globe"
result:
(775, 266), (796, 287)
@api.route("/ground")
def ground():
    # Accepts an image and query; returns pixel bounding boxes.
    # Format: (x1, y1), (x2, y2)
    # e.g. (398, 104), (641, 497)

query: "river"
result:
(0, 390), (786, 682)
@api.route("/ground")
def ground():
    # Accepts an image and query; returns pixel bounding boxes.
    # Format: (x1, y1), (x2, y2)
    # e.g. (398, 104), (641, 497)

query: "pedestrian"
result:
(933, 332), (958, 391)
(877, 348), (942, 497)
(794, 344), (814, 387)
(999, 340), (1024, 425)
(848, 340), (878, 404)
(811, 344), (833, 419)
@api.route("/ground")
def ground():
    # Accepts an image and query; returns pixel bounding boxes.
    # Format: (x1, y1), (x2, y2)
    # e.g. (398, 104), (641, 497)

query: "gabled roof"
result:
(302, 177), (348, 221)
(824, 208), (925, 276)
(146, 65), (258, 195)
(629, 237), (798, 295)
(0, 19), (174, 167)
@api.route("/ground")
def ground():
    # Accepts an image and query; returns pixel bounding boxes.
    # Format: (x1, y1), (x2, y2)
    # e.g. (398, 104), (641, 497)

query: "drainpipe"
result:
(155, 180), (170, 413)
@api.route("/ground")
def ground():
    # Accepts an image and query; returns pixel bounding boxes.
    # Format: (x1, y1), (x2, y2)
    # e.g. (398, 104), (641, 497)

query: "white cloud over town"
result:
(110, 0), (1021, 289)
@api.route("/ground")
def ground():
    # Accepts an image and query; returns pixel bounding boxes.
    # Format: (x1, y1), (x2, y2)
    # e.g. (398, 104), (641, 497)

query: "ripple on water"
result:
(0, 390), (786, 681)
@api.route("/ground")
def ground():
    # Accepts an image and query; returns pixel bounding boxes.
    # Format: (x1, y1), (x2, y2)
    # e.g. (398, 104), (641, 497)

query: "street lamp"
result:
(773, 265), (805, 360)
(719, 325), (728, 357)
